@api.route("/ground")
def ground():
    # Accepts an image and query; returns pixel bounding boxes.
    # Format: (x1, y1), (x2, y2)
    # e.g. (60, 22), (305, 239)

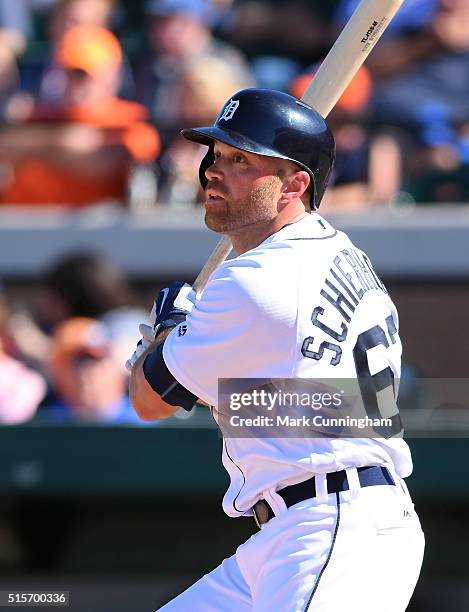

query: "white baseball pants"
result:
(157, 470), (424, 611)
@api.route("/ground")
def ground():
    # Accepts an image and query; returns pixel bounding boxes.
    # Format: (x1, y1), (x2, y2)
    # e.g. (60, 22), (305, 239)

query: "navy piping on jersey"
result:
(223, 437), (247, 515)
(287, 230), (338, 241)
(304, 492), (341, 610)
(143, 341), (198, 411)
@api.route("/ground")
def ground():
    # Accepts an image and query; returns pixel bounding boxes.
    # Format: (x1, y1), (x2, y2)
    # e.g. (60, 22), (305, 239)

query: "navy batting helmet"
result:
(181, 88), (335, 209)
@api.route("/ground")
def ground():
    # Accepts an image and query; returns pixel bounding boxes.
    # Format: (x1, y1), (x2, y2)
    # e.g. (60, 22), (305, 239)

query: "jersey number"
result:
(353, 315), (402, 437)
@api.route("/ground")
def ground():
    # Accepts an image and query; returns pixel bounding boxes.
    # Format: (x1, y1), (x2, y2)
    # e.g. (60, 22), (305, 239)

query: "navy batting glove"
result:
(126, 282), (195, 371)
(140, 281), (195, 343)
(154, 281), (195, 331)
(125, 281), (195, 372)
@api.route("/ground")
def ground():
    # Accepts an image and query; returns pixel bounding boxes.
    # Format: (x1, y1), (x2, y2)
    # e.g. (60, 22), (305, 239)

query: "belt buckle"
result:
(253, 500), (270, 529)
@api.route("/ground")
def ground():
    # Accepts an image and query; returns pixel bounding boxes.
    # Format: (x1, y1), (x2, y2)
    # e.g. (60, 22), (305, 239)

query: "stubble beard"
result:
(204, 177), (281, 234)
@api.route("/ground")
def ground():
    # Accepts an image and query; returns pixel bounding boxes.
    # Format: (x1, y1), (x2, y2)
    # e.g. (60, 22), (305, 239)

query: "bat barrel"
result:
(301, 0), (404, 118)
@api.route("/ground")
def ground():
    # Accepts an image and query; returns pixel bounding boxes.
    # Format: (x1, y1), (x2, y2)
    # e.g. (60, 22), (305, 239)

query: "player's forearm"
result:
(129, 338), (179, 421)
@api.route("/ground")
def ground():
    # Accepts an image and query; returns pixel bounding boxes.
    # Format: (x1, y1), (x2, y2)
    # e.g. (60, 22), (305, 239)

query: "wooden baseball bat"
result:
(192, 0), (404, 299)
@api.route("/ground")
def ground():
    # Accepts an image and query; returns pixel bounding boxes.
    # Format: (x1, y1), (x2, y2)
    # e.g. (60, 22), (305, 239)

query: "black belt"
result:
(252, 465), (395, 528)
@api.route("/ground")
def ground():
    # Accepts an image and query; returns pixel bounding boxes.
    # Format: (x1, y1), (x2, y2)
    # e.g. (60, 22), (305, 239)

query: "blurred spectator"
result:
(0, 37), (22, 119)
(291, 65), (401, 209)
(335, 0), (469, 202)
(10, 251), (147, 370)
(400, 119), (469, 203)
(0, 0), (29, 119)
(49, 0), (117, 42)
(42, 251), (139, 322)
(45, 317), (140, 423)
(0, 281), (46, 424)
(225, 0), (332, 60)
(135, 0), (254, 147)
(159, 55), (253, 205)
(18, 0), (136, 101)
(101, 307), (152, 375)
(336, 0), (469, 126)
(0, 0), (56, 40)
(223, 1), (333, 90)
(0, 25), (160, 206)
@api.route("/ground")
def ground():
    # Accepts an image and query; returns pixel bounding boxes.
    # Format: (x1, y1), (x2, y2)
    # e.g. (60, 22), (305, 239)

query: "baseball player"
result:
(128, 89), (425, 611)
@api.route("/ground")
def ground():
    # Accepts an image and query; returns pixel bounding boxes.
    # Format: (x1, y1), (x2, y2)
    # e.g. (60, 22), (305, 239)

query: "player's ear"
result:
(279, 170), (310, 205)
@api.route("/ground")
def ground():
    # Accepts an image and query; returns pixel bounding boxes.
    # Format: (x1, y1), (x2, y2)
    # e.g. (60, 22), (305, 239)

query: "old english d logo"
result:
(220, 99), (239, 121)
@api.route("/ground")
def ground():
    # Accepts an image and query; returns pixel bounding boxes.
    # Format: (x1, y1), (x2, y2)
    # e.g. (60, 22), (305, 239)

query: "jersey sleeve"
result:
(163, 249), (300, 406)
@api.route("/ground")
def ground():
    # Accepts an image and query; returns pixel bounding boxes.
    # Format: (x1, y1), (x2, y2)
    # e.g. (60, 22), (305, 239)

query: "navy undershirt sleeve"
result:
(143, 341), (198, 412)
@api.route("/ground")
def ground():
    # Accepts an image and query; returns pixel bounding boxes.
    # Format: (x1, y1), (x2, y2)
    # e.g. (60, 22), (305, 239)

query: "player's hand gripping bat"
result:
(192, 0), (404, 299)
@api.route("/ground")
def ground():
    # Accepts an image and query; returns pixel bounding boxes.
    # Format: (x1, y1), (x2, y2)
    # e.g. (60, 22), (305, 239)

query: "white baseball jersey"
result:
(163, 213), (412, 517)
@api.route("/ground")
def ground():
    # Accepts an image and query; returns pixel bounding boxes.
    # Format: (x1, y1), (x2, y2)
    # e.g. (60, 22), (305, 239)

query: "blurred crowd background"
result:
(0, 251), (152, 424)
(0, 0), (467, 211)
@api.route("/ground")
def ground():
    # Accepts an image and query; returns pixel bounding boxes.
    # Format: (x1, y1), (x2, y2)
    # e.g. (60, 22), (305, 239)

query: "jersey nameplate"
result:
(302, 247), (389, 366)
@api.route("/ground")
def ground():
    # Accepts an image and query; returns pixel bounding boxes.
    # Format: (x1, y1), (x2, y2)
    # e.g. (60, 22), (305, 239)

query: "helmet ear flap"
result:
(198, 144), (214, 190)
(309, 172), (318, 211)
(313, 151), (335, 209)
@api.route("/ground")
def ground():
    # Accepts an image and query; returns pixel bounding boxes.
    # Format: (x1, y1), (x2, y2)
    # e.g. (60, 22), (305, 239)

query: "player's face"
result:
(204, 142), (285, 233)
